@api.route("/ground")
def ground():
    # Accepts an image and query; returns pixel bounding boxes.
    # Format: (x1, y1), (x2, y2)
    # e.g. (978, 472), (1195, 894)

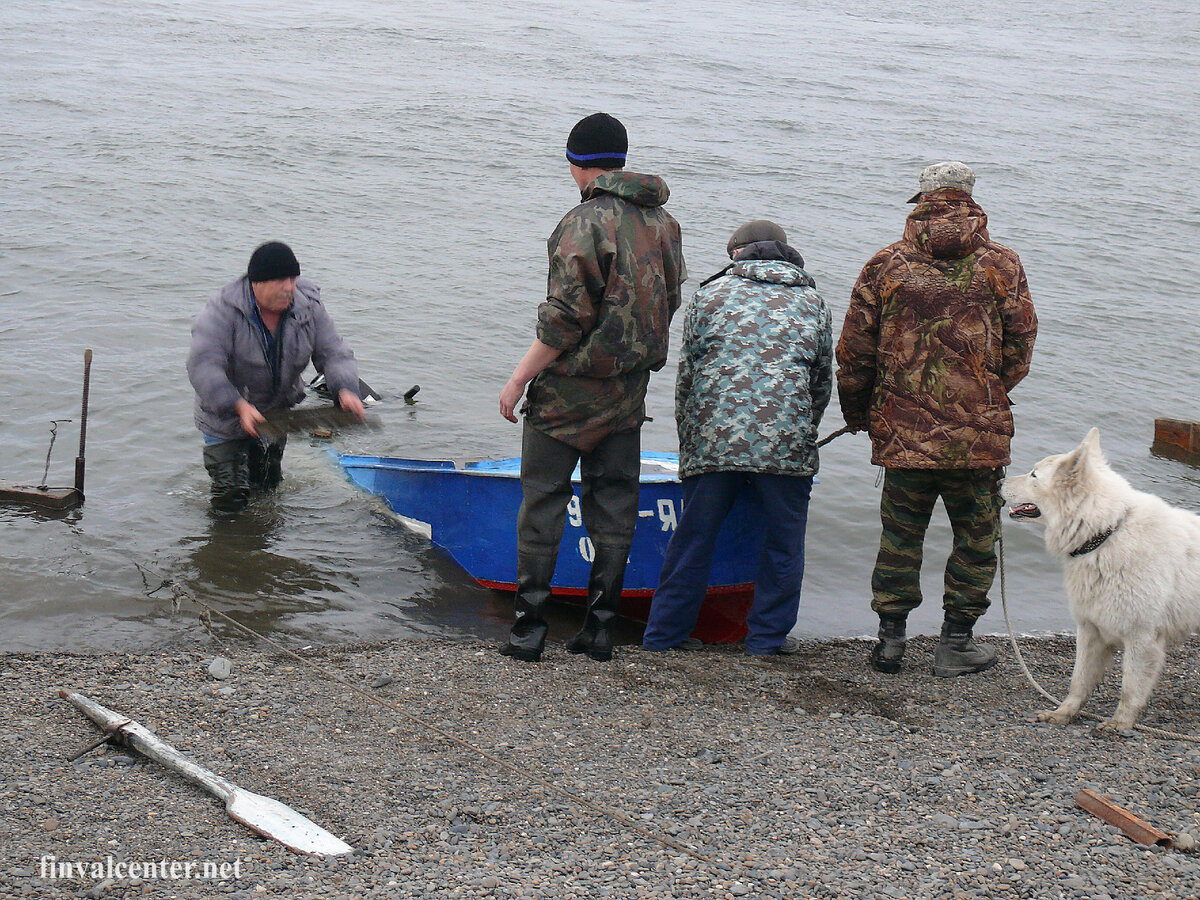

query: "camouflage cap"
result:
(907, 161), (975, 203)
(726, 219), (788, 258)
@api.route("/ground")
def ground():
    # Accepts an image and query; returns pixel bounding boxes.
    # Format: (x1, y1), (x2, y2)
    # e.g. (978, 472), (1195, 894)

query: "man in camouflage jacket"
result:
(498, 113), (686, 663)
(642, 220), (832, 655)
(836, 162), (1037, 677)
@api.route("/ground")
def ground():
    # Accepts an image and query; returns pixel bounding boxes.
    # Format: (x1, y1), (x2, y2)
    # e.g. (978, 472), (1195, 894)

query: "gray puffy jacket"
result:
(187, 276), (359, 440)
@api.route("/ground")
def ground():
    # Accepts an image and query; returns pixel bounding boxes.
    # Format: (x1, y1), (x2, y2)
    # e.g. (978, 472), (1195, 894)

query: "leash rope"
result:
(997, 530), (1199, 743)
(148, 577), (720, 867)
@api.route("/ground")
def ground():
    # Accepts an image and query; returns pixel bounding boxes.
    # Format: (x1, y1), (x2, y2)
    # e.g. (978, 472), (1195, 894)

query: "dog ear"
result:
(1061, 428), (1101, 484)
(1059, 445), (1085, 482)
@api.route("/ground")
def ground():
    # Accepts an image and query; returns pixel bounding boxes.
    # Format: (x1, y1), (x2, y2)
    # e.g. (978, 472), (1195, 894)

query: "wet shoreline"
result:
(4, 633), (1200, 898)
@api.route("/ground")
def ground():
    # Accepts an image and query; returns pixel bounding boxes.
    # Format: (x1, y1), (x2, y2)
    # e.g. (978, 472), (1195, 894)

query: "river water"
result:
(2, 0), (1199, 651)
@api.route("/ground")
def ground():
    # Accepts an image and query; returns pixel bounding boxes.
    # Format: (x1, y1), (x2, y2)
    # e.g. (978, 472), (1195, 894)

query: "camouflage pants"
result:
(870, 467), (1003, 623)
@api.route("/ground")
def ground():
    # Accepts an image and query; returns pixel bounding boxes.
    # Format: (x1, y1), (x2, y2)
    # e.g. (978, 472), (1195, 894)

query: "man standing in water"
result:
(836, 162), (1037, 677)
(188, 241), (364, 515)
(498, 113), (686, 662)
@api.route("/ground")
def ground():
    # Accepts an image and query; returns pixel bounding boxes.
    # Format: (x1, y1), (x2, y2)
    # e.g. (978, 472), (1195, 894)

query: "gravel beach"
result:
(3, 631), (1200, 899)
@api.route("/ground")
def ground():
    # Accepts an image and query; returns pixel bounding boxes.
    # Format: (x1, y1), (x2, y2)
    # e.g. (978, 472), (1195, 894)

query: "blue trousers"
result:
(642, 472), (813, 654)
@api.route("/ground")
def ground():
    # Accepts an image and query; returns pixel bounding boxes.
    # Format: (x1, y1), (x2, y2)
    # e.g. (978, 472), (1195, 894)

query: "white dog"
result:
(1002, 428), (1200, 730)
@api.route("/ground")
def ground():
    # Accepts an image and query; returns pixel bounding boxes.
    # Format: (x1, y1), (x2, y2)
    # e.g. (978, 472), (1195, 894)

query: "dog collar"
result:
(1068, 525), (1116, 557)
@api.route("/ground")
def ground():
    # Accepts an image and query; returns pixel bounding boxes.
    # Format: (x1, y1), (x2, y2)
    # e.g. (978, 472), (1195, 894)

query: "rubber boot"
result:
(565, 545), (628, 662)
(933, 611), (998, 677)
(868, 615), (907, 674)
(203, 440), (251, 516)
(248, 438), (286, 491)
(499, 553), (557, 662)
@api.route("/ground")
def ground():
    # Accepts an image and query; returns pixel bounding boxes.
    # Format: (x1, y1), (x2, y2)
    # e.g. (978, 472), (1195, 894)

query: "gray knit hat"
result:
(907, 161), (975, 203)
(726, 219), (788, 258)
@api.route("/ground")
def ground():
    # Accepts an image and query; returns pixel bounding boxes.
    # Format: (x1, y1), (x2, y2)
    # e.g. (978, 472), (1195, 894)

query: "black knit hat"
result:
(247, 241), (301, 282)
(566, 113), (627, 169)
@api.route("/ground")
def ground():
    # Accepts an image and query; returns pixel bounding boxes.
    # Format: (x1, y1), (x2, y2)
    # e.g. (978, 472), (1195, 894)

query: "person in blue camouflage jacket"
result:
(643, 220), (832, 655)
(497, 113), (686, 663)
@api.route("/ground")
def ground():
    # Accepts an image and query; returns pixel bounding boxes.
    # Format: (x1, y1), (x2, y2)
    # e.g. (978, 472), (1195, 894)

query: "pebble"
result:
(207, 657), (232, 680)
(5, 634), (1200, 898)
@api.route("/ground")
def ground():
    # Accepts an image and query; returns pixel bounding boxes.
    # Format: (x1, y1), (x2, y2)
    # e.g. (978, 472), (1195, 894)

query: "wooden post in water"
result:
(0, 349), (91, 511)
(1151, 418), (1200, 466)
(74, 349), (92, 497)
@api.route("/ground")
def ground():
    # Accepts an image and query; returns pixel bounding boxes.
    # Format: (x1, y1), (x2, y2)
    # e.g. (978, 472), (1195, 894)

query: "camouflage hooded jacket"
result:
(676, 254), (832, 479)
(524, 171), (686, 452)
(835, 190), (1037, 469)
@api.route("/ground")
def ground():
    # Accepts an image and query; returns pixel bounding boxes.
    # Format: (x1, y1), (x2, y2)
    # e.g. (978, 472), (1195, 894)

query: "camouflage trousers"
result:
(870, 467), (1003, 623)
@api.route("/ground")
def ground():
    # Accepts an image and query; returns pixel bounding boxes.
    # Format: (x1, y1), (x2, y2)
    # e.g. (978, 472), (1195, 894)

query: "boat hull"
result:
(335, 452), (762, 643)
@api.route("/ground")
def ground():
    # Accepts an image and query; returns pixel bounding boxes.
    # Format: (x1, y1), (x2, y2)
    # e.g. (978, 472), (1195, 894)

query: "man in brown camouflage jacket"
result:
(836, 161), (1037, 678)
(497, 113), (686, 663)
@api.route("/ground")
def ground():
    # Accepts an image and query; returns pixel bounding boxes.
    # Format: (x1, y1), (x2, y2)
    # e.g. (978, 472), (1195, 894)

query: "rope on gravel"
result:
(997, 529), (1200, 743)
(149, 577), (722, 868)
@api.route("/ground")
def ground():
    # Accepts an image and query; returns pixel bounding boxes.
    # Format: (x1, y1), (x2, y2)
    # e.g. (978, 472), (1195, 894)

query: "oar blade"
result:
(259, 407), (381, 443)
(226, 788), (353, 856)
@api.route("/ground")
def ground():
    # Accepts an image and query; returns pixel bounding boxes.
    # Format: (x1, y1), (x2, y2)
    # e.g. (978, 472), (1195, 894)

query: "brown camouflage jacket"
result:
(835, 189), (1038, 469)
(524, 171), (687, 451)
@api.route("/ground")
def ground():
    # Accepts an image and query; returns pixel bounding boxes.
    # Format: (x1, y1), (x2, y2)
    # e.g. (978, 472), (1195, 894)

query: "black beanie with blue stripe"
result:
(566, 113), (627, 170)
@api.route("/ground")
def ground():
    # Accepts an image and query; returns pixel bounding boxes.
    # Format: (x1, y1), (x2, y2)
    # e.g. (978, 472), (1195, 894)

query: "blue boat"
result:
(334, 451), (764, 642)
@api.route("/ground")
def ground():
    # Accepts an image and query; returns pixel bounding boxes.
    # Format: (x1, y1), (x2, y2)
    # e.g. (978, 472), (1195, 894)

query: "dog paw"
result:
(1035, 709), (1074, 725)
(1095, 718), (1136, 734)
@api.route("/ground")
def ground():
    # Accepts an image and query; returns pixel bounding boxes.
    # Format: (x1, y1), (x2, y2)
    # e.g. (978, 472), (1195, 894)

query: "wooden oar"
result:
(258, 405), (382, 443)
(59, 690), (353, 856)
